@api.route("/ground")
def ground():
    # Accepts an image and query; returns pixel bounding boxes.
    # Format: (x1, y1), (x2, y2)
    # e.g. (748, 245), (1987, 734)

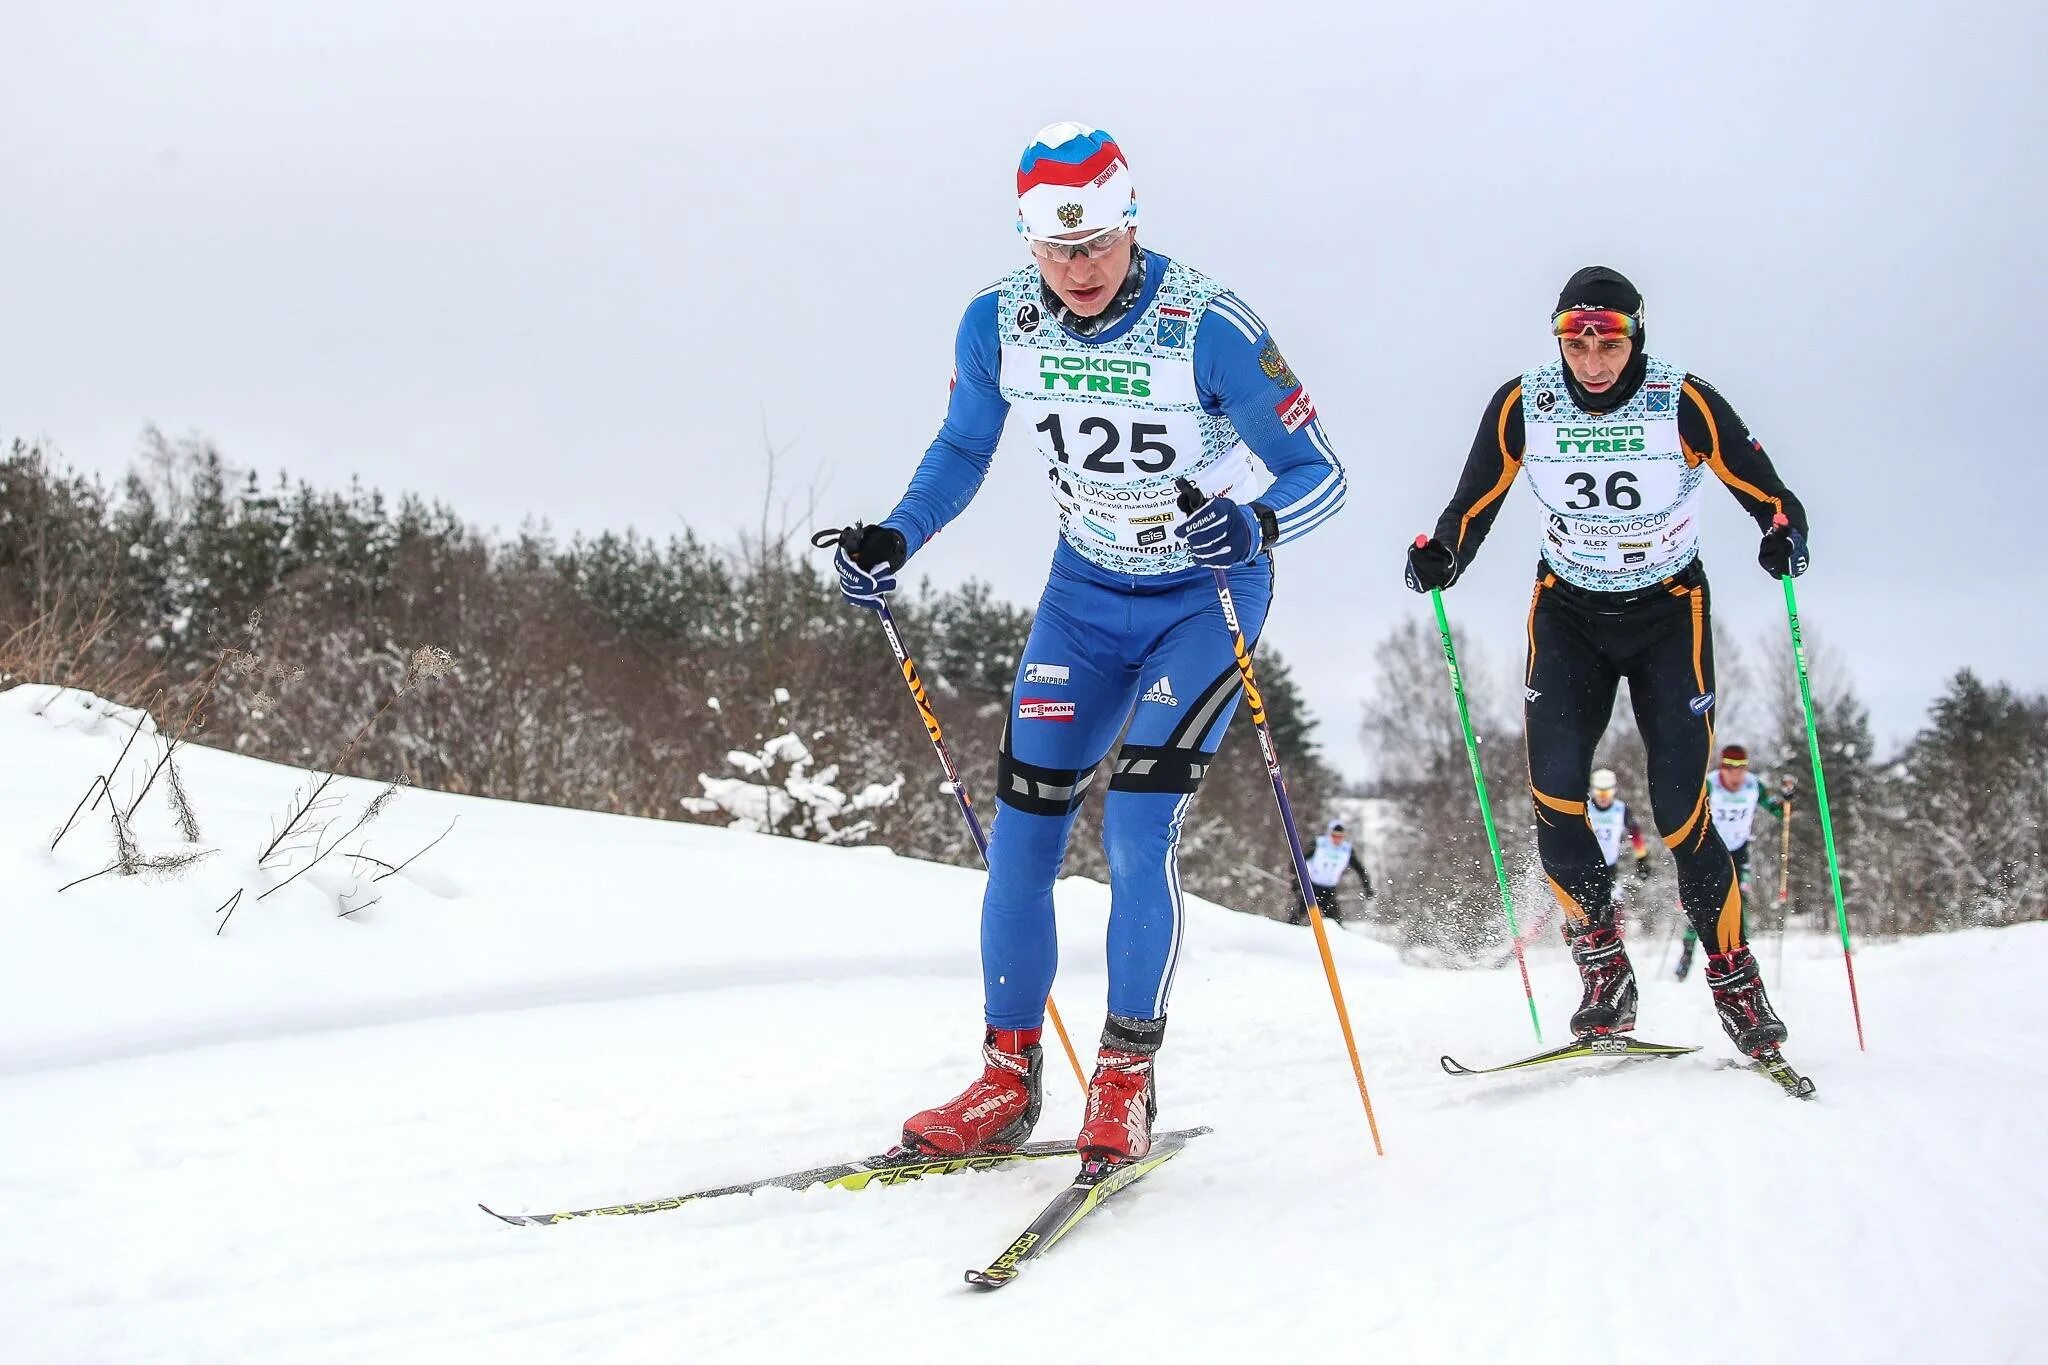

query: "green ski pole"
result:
(1776, 520), (1867, 1050)
(1423, 552), (1542, 1042)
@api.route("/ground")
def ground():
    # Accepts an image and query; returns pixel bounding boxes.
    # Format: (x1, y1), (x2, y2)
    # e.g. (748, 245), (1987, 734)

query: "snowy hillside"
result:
(2, 686), (2042, 1365)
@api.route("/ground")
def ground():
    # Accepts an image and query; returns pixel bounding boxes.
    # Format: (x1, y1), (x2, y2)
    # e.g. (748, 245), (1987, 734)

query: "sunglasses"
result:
(1552, 308), (1640, 339)
(1025, 224), (1131, 263)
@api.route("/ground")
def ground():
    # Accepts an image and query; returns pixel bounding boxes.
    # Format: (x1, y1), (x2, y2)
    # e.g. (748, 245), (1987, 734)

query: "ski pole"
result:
(1775, 519), (1866, 1051)
(810, 529), (1088, 1091)
(1419, 541), (1543, 1042)
(1178, 481), (1384, 1157)
(1778, 799), (1794, 910)
(1660, 906), (1683, 977)
(1775, 798), (1794, 980)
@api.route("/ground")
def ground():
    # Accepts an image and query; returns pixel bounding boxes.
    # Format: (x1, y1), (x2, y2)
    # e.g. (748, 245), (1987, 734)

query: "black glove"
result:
(1634, 856), (1653, 882)
(1405, 536), (1459, 593)
(1759, 520), (1809, 578)
(826, 524), (907, 610)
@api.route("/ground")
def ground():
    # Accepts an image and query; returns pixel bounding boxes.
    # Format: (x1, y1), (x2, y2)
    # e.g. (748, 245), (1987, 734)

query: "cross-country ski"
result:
(480, 1128), (1214, 1226)
(964, 1131), (1205, 1290)
(1440, 1035), (1701, 1077)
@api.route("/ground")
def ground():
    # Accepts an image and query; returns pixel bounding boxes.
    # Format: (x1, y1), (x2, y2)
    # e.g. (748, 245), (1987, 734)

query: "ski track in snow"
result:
(2, 688), (2043, 1364)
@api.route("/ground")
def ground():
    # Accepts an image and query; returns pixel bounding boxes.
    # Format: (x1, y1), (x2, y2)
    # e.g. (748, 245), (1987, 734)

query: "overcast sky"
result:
(4, 1), (2042, 780)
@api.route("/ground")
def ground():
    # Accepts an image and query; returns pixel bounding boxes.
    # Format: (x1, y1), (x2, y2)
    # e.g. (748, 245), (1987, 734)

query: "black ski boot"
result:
(1706, 946), (1789, 1056)
(1563, 920), (1638, 1037)
(1674, 935), (1697, 982)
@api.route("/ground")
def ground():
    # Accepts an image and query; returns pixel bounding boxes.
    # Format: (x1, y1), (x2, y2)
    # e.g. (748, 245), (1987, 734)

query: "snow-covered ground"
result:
(3, 686), (2041, 1364)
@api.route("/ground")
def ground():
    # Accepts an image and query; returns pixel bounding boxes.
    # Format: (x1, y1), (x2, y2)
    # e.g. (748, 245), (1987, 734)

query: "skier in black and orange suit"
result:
(1404, 266), (1810, 1062)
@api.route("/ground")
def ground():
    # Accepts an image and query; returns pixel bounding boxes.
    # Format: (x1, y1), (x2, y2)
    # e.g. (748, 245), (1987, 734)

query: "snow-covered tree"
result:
(681, 727), (902, 844)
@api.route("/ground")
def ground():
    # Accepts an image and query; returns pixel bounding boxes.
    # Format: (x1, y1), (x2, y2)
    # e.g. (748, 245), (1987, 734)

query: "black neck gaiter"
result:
(1043, 245), (1148, 338)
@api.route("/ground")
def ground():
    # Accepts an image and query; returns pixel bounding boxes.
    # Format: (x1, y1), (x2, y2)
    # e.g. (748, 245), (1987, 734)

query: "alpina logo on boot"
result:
(963, 1094), (1015, 1122)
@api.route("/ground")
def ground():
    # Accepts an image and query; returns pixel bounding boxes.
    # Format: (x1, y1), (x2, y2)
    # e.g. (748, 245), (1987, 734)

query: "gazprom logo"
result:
(1689, 692), (1715, 716)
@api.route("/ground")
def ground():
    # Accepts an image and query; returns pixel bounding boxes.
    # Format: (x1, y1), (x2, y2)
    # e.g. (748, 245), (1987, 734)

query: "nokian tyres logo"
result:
(1552, 423), (1647, 454)
(1039, 355), (1152, 397)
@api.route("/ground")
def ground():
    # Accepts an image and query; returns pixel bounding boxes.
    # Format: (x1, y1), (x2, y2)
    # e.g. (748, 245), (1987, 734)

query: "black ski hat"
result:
(1554, 265), (1648, 413)
(1555, 265), (1642, 318)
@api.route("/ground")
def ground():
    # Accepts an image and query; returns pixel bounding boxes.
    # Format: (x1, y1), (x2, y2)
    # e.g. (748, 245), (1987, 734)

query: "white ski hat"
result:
(1591, 769), (1618, 792)
(1015, 122), (1138, 241)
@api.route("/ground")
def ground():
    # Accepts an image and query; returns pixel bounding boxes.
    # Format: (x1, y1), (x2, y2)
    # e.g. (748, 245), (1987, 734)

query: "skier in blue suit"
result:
(830, 122), (1347, 1162)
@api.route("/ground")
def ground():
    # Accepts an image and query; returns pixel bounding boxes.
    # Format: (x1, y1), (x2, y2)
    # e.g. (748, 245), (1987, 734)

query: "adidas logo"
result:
(1141, 676), (1178, 706)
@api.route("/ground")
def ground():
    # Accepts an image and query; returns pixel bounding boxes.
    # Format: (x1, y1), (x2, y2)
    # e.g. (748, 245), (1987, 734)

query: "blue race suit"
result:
(883, 249), (1346, 1028)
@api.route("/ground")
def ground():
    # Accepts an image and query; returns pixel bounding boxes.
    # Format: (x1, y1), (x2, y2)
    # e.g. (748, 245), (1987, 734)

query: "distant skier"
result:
(1301, 818), (1374, 925)
(1586, 769), (1652, 911)
(1675, 744), (1788, 979)
(831, 124), (1346, 1163)
(1404, 266), (1810, 1060)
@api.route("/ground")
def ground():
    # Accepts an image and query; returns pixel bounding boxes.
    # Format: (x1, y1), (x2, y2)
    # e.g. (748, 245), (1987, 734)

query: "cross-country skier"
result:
(1675, 744), (1788, 979)
(1404, 266), (1809, 1060)
(1301, 818), (1374, 925)
(830, 123), (1346, 1163)
(1587, 768), (1652, 911)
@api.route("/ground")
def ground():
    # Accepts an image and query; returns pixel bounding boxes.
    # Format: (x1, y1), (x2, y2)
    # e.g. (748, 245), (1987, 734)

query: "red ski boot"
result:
(1706, 946), (1790, 1056)
(1075, 1015), (1163, 1162)
(901, 1028), (1043, 1157)
(1563, 919), (1638, 1037)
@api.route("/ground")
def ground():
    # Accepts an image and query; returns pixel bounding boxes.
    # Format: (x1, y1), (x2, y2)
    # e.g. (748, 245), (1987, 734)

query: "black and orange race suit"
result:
(1430, 358), (1806, 953)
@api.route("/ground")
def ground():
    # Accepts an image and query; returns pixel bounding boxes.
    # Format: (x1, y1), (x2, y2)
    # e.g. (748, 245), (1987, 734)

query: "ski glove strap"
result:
(1758, 522), (1809, 579)
(1405, 537), (1460, 593)
(1173, 496), (1262, 567)
(830, 523), (906, 610)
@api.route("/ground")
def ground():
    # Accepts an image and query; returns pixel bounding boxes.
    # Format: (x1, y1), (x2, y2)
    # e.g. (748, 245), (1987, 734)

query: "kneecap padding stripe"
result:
(1108, 743), (1212, 794)
(995, 722), (1095, 816)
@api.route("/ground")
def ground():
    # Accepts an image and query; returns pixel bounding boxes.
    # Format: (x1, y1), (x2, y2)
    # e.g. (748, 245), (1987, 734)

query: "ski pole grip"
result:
(1173, 477), (1206, 516)
(1414, 534), (1429, 548)
(1772, 513), (1789, 529)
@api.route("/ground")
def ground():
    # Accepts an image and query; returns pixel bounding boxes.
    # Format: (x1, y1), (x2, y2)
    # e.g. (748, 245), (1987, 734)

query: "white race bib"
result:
(996, 260), (1267, 575)
(1306, 836), (1350, 886)
(1520, 360), (1704, 592)
(1587, 798), (1630, 866)
(1710, 774), (1762, 851)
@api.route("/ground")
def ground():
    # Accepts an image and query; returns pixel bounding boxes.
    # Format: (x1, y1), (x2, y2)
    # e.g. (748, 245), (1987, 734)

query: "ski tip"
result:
(1756, 1050), (1819, 1099)
(1439, 1055), (1473, 1076)
(964, 1268), (1014, 1292)
(478, 1203), (530, 1226)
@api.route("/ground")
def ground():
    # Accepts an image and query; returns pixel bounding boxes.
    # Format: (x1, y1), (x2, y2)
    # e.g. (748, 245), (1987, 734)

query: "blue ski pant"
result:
(982, 549), (1271, 1029)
